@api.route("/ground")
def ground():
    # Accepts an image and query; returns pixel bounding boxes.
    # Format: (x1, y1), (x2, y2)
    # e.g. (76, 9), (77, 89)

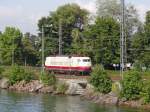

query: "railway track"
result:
(55, 74), (122, 81)
(55, 74), (89, 80)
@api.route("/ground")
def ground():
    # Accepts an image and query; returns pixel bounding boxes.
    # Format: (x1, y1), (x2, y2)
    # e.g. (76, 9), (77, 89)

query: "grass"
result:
(106, 70), (120, 76)
(107, 70), (150, 76)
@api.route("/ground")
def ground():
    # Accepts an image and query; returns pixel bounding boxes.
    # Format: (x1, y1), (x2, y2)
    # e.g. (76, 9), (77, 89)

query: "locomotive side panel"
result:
(45, 56), (91, 72)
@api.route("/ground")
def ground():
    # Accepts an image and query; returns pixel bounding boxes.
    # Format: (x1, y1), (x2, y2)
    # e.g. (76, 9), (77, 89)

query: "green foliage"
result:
(22, 36), (39, 66)
(56, 83), (68, 94)
(71, 28), (84, 55)
(38, 17), (58, 56)
(40, 72), (56, 86)
(0, 66), (4, 79)
(83, 17), (120, 64)
(23, 71), (34, 83)
(8, 65), (34, 85)
(0, 27), (22, 65)
(89, 64), (112, 94)
(141, 81), (150, 104)
(121, 70), (143, 100)
(38, 3), (89, 55)
(131, 11), (150, 67)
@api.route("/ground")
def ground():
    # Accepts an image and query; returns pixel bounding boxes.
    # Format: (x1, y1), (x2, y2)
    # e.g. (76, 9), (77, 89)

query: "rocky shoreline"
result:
(1, 78), (150, 110)
(0, 78), (87, 95)
(82, 84), (150, 110)
(0, 79), (55, 93)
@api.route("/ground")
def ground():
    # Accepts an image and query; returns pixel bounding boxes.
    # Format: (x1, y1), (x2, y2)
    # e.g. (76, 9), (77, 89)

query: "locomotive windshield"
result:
(83, 59), (90, 62)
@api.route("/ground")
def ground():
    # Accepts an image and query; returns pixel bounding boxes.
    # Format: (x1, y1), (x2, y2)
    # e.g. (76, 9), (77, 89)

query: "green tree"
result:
(83, 17), (120, 65)
(96, 0), (142, 63)
(131, 11), (150, 68)
(0, 27), (22, 65)
(38, 3), (89, 55)
(38, 16), (58, 56)
(140, 11), (150, 68)
(21, 36), (39, 66)
(71, 28), (84, 55)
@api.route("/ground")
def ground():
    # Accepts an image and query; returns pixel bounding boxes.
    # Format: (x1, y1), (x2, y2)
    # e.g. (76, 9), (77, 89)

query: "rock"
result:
(104, 94), (119, 105)
(39, 86), (54, 93)
(28, 81), (43, 92)
(119, 100), (141, 108)
(66, 83), (77, 95)
(120, 97), (127, 103)
(82, 89), (119, 105)
(0, 78), (9, 89)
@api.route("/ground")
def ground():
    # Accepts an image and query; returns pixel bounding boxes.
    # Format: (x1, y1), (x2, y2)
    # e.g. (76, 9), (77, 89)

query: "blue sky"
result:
(0, 0), (149, 34)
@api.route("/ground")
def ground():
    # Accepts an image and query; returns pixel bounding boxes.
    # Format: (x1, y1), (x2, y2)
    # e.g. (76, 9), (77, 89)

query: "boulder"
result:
(0, 78), (9, 89)
(39, 86), (54, 93)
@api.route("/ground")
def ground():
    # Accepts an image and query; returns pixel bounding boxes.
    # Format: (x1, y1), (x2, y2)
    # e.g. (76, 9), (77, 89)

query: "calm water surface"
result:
(0, 90), (148, 112)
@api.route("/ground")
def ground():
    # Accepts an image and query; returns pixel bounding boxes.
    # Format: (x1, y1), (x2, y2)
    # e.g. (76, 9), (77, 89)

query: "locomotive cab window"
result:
(83, 59), (90, 62)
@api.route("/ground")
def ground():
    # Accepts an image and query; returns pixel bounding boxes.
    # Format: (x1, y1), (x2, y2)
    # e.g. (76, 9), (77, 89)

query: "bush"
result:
(40, 72), (56, 86)
(121, 70), (143, 100)
(89, 64), (112, 94)
(56, 83), (68, 94)
(0, 66), (4, 79)
(8, 65), (34, 85)
(141, 81), (150, 104)
(23, 71), (34, 82)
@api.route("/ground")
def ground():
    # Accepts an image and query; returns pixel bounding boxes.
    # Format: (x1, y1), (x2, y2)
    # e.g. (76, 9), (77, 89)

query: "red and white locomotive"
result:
(45, 56), (92, 73)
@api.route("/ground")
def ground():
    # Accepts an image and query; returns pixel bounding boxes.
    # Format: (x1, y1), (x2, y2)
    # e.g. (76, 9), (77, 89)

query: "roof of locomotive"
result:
(46, 55), (90, 58)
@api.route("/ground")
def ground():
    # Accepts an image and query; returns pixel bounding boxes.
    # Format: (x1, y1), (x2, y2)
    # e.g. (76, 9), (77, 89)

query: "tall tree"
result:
(131, 11), (150, 68)
(96, 0), (142, 63)
(141, 11), (150, 68)
(83, 17), (120, 65)
(38, 16), (60, 56)
(0, 27), (22, 65)
(38, 3), (89, 55)
(21, 35), (39, 66)
(71, 28), (84, 55)
(145, 11), (150, 48)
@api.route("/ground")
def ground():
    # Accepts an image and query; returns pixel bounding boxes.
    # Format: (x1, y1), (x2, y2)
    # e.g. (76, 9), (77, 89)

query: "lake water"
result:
(0, 90), (148, 112)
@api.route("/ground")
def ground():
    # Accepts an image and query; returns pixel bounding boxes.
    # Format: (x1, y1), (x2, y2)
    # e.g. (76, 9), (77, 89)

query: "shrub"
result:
(89, 64), (112, 94)
(141, 81), (150, 104)
(40, 72), (56, 86)
(0, 66), (4, 79)
(56, 83), (68, 94)
(8, 65), (34, 85)
(23, 70), (34, 82)
(121, 70), (143, 100)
